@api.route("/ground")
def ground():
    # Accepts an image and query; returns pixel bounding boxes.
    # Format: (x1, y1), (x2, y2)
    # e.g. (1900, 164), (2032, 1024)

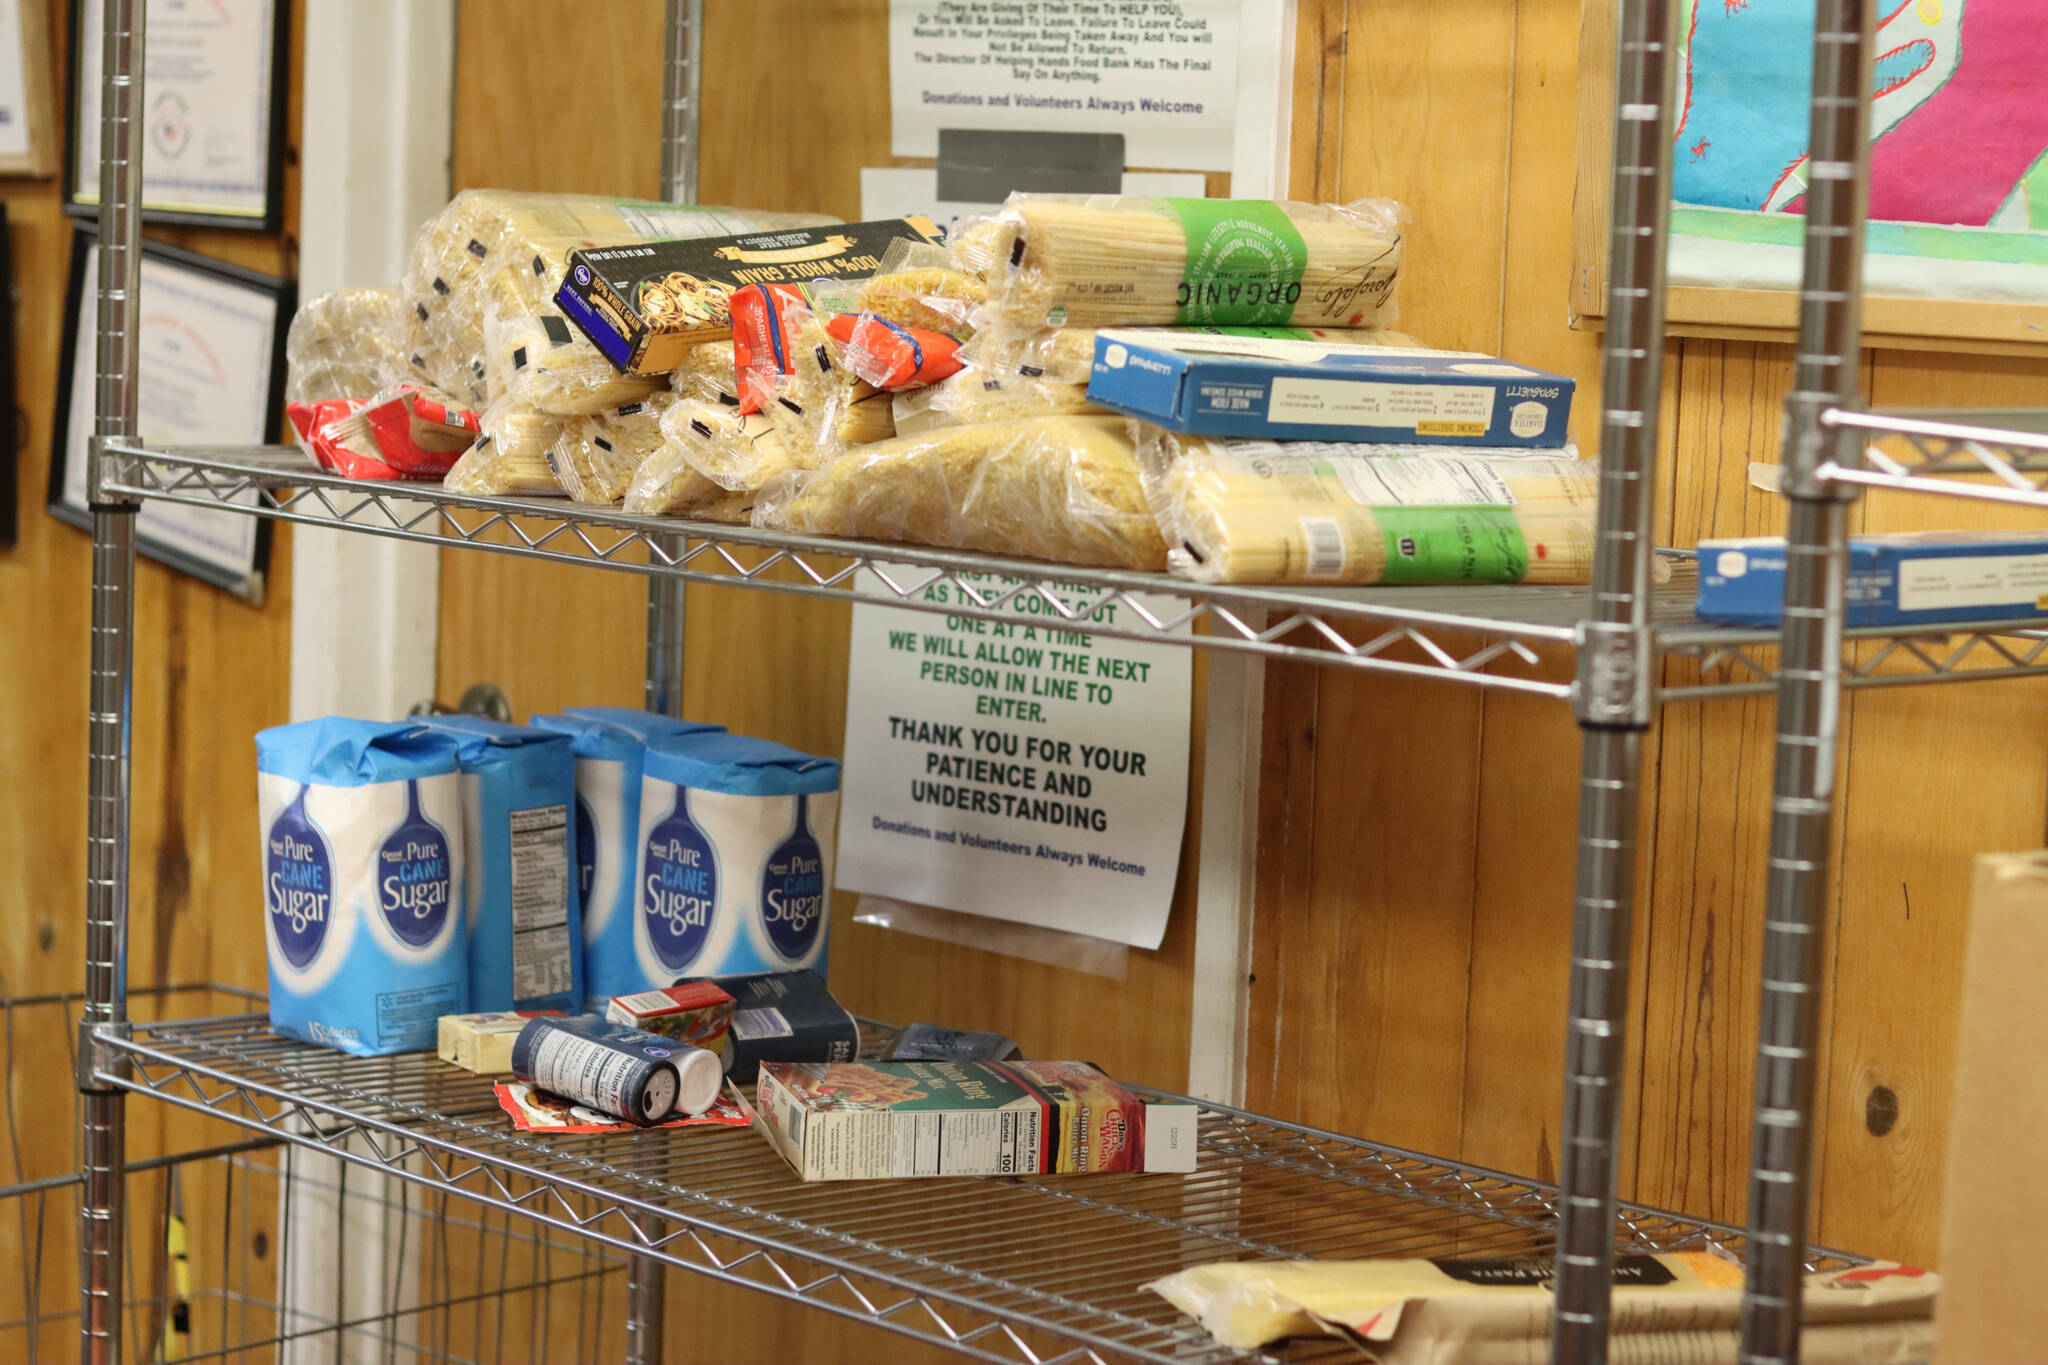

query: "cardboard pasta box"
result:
(1086, 330), (1574, 447)
(752, 1059), (1197, 1181)
(556, 217), (942, 376)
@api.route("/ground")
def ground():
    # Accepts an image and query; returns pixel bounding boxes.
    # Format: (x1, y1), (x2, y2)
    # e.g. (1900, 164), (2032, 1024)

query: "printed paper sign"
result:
(837, 567), (1191, 949)
(889, 0), (1239, 172)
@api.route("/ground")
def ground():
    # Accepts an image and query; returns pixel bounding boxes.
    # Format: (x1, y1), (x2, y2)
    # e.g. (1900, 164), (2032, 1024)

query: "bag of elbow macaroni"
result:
(415, 716), (584, 1014)
(257, 719), (468, 1056)
(528, 708), (726, 1009)
(636, 733), (841, 982)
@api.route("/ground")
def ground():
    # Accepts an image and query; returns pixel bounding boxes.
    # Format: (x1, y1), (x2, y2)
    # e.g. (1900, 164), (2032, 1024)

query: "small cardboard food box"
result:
(752, 1059), (1197, 1181)
(604, 980), (734, 1046)
(556, 217), (942, 375)
(1086, 331), (1574, 447)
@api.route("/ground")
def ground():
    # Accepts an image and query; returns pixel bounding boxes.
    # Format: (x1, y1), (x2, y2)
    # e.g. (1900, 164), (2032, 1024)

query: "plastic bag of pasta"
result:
(285, 288), (411, 404)
(671, 339), (742, 409)
(891, 369), (1106, 436)
(947, 214), (1003, 279)
(757, 414), (1166, 571)
(546, 394), (677, 505)
(622, 410), (760, 521)
(444, 403), (570, 496)
(765, 378), (896, 465)
(483, 289), (666, 415)
(1136, 429), (1596, 586)
(981, 194), (1405, 331)
(959, 321), (1430, 388)
(850, 238), (985, 335)
(658, 395), (802, 492)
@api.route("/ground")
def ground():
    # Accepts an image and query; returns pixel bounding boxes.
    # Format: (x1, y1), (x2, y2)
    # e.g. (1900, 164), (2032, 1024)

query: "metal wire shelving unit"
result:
(68, 0), (1982, 1363)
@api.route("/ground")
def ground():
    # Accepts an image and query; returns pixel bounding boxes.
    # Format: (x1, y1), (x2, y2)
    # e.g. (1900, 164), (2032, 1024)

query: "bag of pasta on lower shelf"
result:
(547, 394), (677, 505)
(1137, 429), (1597, 585)
(891, 368), (1108, 436)
(444, 402), (571, 496)
(754, 414), (1167, 571)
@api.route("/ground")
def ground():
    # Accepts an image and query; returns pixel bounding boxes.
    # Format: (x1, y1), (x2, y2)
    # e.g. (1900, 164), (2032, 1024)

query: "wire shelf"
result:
(97, 442), (2048, 703)
(91, 1014), (1857, 1365)
(1, 988), (629, 1365)
(1825, 407), (2048, 507)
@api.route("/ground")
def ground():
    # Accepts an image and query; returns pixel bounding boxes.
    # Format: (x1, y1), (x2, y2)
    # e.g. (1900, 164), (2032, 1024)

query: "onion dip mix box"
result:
(752, 1059), (1198, 1181)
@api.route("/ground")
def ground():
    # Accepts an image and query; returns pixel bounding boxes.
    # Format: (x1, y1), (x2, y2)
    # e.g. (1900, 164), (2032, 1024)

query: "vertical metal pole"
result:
(642, 0), (703, 722)
(1554, 2), (1677, 1362)
(1739, 2), (1871, 1361)
(81, 2), (145, 1363)
(627, 8), (703, 1361)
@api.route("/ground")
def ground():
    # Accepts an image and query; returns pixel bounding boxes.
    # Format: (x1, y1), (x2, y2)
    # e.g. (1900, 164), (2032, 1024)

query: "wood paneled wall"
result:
(1253, 0), (2048, 1272)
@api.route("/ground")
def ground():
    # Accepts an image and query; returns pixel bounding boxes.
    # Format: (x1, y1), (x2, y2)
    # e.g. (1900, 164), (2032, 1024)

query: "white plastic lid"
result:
(641, 1068), (678, 1123)
(672, 1046), (724, 1117)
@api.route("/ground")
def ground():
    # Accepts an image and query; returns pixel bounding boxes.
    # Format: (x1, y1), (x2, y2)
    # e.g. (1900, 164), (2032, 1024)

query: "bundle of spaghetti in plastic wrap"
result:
(762, 313), (896, 458)
(1136, 429), (1596, 585)
(892, 369), (1107, 436)
(401, 191), (836, 405)
(757, 415), (1166, 571)
(621, 400), (781, 520)
(285, 288), (412, 404)
(959, 321), (1430, 387)
(443, 403), (571, 496)
(980, 195), (1404, 331)
(546, 394), (678, 505)
(483, 289), (666, 415)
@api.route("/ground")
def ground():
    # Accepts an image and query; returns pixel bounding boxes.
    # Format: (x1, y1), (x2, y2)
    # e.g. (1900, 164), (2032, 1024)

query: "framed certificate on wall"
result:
(0, 0), (57, 177)
(48, 225), (292, 600)
(66, 0), (286, 228)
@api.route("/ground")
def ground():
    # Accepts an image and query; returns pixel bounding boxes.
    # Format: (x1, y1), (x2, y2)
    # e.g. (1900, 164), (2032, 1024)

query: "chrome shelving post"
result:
(628, 5), (704, 1359)
(1739, 1), (1872, 1360)
(1554, 1), (1677, 1361)
(643, 0), (703, 723)
(80, 0), (145, 1362)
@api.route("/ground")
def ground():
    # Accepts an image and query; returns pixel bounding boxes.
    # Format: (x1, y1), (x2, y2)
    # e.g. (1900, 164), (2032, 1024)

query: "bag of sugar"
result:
(529, 708), (725, 1009)
(257, 719), (468, 1056)
(416, 715), (584, 1013)
(637, 733), (841, 982)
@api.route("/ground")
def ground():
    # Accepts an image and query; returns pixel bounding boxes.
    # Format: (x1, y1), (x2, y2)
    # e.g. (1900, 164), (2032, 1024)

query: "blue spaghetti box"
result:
(1697, 532), (2048, 627)
(1085, 331), (1574, 447)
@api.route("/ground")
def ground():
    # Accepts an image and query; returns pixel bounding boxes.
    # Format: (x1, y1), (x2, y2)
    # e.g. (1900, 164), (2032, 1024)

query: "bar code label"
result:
(1299, 516), (1346, 578)
(732, 1007), (793, 1041)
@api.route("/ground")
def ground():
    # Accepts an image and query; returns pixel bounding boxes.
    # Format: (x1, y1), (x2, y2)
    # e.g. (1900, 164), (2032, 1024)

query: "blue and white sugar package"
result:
(417, 715), (584, 1013)
(257, 719), (468, 1056)
(636, 734), (841, 983)
(529, 709), (725, 1009)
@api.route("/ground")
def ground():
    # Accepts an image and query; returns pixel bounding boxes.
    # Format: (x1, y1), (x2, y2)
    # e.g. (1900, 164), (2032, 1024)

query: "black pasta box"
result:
(556, 217), (942, 376)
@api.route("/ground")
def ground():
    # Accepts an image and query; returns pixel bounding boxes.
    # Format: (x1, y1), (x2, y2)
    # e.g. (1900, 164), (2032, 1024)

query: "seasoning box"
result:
(604, 980), (735, 1046)
(437, 1010), (563, 1074)
(556, 217), (942, 376)
(752, 1059), (1198, 1181)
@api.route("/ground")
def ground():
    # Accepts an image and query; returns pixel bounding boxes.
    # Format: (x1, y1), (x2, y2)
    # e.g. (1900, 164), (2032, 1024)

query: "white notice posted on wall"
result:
(837, 567), (1192, 949)
(889, 0), (1239, 172)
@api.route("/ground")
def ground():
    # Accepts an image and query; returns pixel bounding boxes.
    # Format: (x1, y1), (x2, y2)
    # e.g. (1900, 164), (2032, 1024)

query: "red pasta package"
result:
(728, 282), (816, 414)
(824, 312), (963, 391)
(285, 384), (482, 481)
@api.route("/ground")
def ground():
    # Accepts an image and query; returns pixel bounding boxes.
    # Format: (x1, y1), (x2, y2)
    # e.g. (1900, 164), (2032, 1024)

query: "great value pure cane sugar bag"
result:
(636, 733), (841, 983)
(257, 720), (469, 1056)
(415, 715), (585, 1014)
(528, 709), (725, 1010)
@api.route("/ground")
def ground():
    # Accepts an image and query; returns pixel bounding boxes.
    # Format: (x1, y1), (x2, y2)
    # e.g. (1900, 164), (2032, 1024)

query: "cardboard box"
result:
(1085, 331), (1573, 447)
(436, 1010), (561, 1075)
(557, 218), (941, 375)
(1697, 532), (2048, 628)
(604, 980), (734, 1046)
(1936, 852), (2048, 1362)
(753, 1059), (1197, 1181)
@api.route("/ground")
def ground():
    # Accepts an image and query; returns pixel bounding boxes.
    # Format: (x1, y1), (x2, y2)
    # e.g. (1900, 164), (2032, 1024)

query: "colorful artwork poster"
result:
(1669, 0), (2048, 304)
